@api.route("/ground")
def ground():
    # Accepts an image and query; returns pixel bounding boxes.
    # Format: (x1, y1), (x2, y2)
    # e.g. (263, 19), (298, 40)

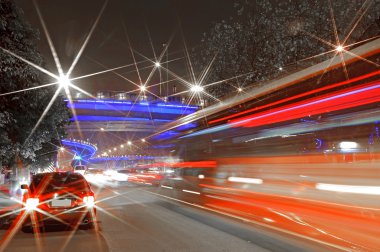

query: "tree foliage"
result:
(196, 0), (380, 99)
(0, 0), (70, 169)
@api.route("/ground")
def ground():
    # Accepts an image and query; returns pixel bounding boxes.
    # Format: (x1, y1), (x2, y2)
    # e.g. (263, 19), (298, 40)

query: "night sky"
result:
(15, 0), (235, 95)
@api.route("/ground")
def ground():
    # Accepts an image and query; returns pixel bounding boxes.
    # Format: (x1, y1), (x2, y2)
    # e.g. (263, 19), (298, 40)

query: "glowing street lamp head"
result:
(127, 141), (132, 145)
(58, 75), (70, 88)
(336, 45), (344, 52)
(140, 85), (147, 92)
(237, 88), (243, 92)
(191, 84), (204, 93)
(141, 138), (146, 143)
(155, 62), (161, 67)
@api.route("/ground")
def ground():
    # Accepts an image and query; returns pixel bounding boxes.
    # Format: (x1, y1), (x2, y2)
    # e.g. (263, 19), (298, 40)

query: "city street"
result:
(1, 1), (380, 251)
(0, 184), (329, 252)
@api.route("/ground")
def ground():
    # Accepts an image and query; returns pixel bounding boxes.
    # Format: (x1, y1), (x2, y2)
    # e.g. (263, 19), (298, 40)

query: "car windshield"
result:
(30, 173), (88, 194)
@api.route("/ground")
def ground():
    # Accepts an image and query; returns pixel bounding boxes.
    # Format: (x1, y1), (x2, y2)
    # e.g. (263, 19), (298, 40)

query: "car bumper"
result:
(22, 207), (96, 228)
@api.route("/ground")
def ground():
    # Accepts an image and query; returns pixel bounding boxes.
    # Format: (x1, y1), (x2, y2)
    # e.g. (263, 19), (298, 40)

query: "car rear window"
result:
(30, 173), (89, 194)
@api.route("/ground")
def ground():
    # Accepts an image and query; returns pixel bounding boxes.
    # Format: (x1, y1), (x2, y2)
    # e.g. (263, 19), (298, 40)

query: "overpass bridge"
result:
(59, 96), (199, 168)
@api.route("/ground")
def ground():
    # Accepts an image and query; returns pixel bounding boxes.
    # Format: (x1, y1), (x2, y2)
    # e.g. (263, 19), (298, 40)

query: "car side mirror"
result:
(20, 184), (29, 190)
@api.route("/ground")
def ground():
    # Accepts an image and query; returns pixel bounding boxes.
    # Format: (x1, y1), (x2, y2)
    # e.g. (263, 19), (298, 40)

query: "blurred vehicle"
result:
(84, 168), (105, 183)
(73, 165), (87, 175)
(112, 169), (129, 183)
(128, 169), (164, 186)
(146, 39), (380, 250)
(21, 172), (96, 232)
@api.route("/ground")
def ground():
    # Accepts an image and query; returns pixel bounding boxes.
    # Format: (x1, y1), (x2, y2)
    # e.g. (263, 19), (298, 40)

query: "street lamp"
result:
(58, 75), (70, 88)
(191, 84), (203, 93)
(336, 45), (344, 52)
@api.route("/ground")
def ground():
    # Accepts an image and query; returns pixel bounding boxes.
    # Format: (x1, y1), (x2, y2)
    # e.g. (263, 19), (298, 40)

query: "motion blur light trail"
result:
(231, 80), (380, 128)
(209, 69), (380, 125)
(184, 79), (380, 139)
(146, 149), (380, 251)
(315, 183), (380, 195)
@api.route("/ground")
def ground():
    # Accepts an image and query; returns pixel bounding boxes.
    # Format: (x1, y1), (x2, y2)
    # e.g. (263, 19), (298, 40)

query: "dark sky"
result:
(15, 0), (235, 95)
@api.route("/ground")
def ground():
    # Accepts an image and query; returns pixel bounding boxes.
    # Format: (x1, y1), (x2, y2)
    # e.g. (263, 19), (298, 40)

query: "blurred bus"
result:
(149, 38), (380, 251)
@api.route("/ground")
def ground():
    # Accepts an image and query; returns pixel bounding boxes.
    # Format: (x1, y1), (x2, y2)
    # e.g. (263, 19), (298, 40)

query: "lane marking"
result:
(161, 185), (173, 190)
(182, 189), (200, 195)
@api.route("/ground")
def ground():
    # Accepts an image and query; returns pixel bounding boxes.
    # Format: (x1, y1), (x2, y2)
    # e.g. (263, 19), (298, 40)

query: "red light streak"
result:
(209, 70), (380, 125)
(229, 80), (380, 128)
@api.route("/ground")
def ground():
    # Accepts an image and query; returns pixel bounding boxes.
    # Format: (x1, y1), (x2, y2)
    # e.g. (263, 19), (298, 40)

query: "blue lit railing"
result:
(61, 139), (98, 165)
(151, 130), (180, 140)
(71, 115), (173, 122)
(89, 155), (156, 162)
(66, 99), (198, 115)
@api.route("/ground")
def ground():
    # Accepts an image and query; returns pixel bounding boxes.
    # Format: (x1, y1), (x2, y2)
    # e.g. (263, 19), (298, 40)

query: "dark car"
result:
(21, 172), (96, 232)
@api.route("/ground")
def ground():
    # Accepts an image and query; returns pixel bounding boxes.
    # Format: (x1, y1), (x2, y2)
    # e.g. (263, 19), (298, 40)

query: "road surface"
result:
(0, 184), (335, 252)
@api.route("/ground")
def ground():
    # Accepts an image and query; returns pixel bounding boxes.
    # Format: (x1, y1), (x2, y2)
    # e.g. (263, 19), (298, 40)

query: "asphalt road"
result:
(0, 184), (333, 252)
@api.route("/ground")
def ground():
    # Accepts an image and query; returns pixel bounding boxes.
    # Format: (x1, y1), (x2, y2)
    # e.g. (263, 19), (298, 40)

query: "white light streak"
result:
(0, 47), (58, 79)
(316, 183), (380, 195)
(339, 141), (358, 149)
(0, 82), (58, 97)
(227, 177), (263, 184)
(263, 218), (275, 223)
(66, 0), (108, 76)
